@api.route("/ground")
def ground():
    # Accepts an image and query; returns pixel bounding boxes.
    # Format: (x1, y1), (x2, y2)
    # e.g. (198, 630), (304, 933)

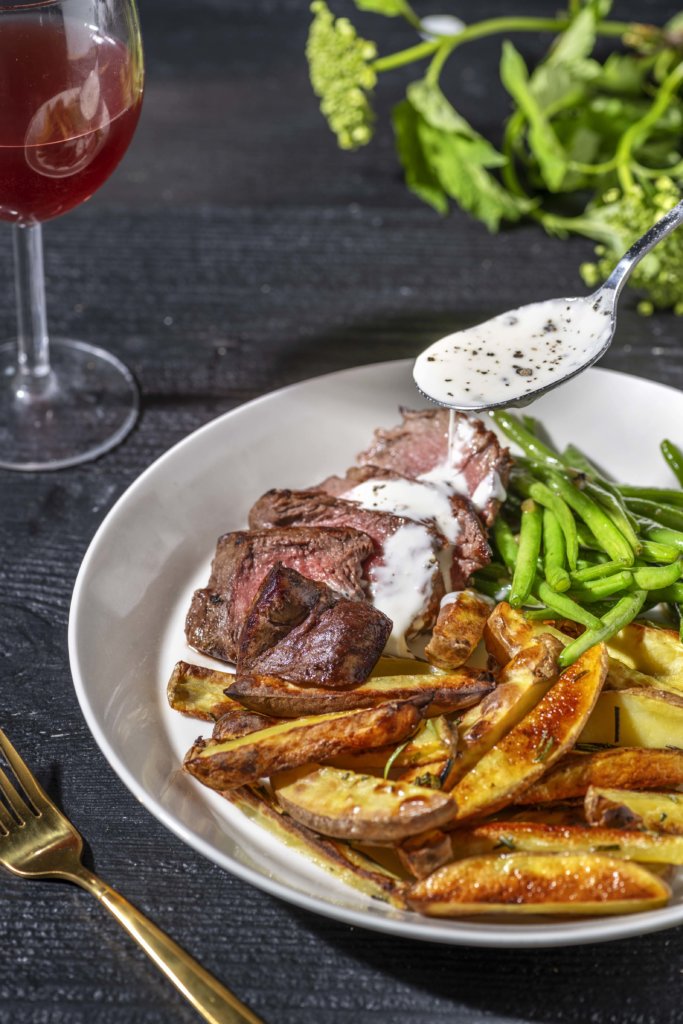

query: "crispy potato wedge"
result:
(450, 634), (562, 784)
(483, 602), (570, 665)
(224, 785), (407, 907)
(372, 657), (437, 677)
(394, 760), (454, 789)
(184, 696), (430, 791)
(326, 716), (455, 772)
(211, 707), (278, 741)
(580, 688), (683, 748)
(398, 829), (454, 879)
(606, 622), (683, 693)
(272, 765), (457, 843)
(585, 786), (683, 834)
(227, 667), (493, 719)
(447, 644), (608, 822)
(517, 747), (683, 805)
(167, 661), (238, 721)
(447, 821), (683, 864)
(425, 590), (492, 670)
(406, 853), (669, 916)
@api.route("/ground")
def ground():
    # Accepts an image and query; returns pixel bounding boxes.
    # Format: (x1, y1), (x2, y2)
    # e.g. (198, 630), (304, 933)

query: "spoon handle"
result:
(599, 199), (683, 300)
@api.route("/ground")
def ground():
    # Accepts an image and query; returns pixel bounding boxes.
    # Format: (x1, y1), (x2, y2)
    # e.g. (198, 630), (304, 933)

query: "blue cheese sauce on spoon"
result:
(414, 295), (613, 411)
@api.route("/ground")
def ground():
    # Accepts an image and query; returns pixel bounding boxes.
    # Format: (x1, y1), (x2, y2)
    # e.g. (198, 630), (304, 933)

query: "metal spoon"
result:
(413, 199), (683, 412)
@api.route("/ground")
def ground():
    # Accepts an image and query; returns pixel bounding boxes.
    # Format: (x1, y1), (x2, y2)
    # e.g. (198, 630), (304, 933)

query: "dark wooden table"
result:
(2, 2), (682, 1021)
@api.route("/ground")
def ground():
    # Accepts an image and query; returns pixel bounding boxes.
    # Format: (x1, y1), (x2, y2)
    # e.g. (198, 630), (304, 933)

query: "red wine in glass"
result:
(0, 18), (142, 223)
(0, 0), (144, 471)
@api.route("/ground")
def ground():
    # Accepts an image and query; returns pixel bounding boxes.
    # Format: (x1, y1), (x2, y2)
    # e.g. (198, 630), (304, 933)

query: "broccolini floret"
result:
(306, 1), (377, 150)
(580, 178), (683, 314)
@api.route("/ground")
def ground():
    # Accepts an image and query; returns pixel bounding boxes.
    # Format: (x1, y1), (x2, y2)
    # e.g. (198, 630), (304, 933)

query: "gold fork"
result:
(0, 728), (264, 1024)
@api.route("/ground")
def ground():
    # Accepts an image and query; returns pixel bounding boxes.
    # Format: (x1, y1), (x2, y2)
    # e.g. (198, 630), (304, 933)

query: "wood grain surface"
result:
(1, 1), (682, 1022)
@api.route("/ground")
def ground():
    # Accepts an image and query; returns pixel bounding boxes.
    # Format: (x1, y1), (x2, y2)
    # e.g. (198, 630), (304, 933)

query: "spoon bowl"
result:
(414, 199), (683, 412)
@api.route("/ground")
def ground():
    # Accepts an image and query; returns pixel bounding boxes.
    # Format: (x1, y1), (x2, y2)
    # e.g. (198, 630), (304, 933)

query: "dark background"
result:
(2, 1), (683, 1022)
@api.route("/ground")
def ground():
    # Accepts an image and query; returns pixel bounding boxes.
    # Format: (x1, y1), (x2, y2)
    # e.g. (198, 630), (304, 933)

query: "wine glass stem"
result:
(13, 222), (50, 384)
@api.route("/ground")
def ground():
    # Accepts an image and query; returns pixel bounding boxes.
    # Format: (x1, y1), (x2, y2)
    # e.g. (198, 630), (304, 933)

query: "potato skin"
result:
(407, 853), (670, 916)
(227, 667), (493, 718)
(274, 766), (457, 843)
(184, 696), (431, 791)
(517, 747), (683, 805)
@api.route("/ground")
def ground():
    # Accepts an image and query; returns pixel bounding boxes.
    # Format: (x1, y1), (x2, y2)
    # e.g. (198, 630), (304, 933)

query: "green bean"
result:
(648, 582), (683, 603)
(557, 591), (648, 669)
(575, 522), (601, 550)
(583, 480), (641, 555)
(543, 469), (635, 566)
(535, 581), (602, 630)
(510, 500), (543, 607)
(561, 444), (606, 480)
(677, 604), (683, 642)
(472, 577), (511, 601)
(623, 498), (683, 532)
(493, 516), (519, 573)
(490, 411), (563, 468)
(638, 539), (682, 564)
(526, 482), (578, 570)
(570, 570), (633, 601)
(618, 485), (683, 508)
(632, 559), (682, 590)
(571, 560), (629, 583)
(542, 507), (570, 592)
(662, 439), (683, 487)
(474, 561), (510, 581)
(637, 519), (683, 553)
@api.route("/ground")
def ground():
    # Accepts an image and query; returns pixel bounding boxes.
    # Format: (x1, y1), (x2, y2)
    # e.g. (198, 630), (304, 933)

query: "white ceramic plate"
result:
(69, 360), (683, 948)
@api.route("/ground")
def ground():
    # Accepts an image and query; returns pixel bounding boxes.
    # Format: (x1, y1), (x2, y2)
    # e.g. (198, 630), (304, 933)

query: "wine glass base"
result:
(0, 338), (139, 471)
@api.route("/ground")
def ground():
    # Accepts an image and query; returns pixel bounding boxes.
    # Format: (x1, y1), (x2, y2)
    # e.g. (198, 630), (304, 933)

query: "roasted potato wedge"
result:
(227, 667), (493, 719)
(483, 602), (570, 665)
(447, 821), (683, 864)
(394, 760), (454, 789)
(604, 658), (683, 697)
(184, 696), (430, 791)
(606, 622), (683, 693)
(272, 765), (457, 843)
(579, 688), (683, 748)
(585, 786), (683, 834)
(406, 853), (669, 916)
(224, 785), (407, 907)
(167, 661), (238, 721)
(517, 747), (683, 805)
(447, 643), (607, 821)
(398, 829), (453, 879)
(211, 707), (278, 741)
(425, 590), (492, 670)
(450, 634), (562, 784)
(326, 716), (455, 772)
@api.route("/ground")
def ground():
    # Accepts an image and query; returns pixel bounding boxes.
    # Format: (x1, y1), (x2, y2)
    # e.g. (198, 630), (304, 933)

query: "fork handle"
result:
(70, 866), (264, 1024)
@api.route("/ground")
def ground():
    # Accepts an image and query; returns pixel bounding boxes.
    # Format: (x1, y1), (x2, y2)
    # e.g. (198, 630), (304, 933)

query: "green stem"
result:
(372, 39), (440, 74)
(633, 158), (683, 179)
(615, 60), (683, 191)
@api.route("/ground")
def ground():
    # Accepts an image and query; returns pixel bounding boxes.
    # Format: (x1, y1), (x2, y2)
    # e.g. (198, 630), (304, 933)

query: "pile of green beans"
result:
(473, 412), (683, 668)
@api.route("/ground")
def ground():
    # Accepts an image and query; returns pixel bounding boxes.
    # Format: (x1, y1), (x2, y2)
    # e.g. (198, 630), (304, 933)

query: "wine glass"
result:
(0, 0), (144, 471)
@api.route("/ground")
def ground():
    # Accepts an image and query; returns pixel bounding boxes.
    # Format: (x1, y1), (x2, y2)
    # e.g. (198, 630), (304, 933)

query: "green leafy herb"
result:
(533, 733), (557, 762)
(493, 836), (517, 851)
(413, 771), (442, 789)
(305, 1), (683, 309)
(383, 739), (410, 778)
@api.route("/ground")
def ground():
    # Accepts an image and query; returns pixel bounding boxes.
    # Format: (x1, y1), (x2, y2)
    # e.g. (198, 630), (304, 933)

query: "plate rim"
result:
(68, 358), (683, 948)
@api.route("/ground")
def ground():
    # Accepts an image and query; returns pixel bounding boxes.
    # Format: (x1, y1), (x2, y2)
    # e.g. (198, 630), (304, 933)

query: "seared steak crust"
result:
(237, 564), (391, 687)
(186, 526), (373, 664)
(356, 408), (511, 525)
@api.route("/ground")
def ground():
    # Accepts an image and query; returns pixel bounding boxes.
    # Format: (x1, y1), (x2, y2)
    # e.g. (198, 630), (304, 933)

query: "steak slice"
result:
(185, 526), (373, 664)
(356, 408), (512, 525)
(314, 465), (491, 590)
(248, 489), (444, 656)
(237, 564), (392, 688)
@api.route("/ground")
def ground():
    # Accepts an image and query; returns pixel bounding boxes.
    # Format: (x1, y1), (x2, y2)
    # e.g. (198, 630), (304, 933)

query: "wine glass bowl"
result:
(0, 0), (144, 470)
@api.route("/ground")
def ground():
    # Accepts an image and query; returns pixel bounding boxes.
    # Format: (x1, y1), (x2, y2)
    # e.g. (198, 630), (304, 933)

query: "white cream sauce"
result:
(344, 478), (461, 544)
(413, 296), (613, 409)
(365, 523), (439, 657)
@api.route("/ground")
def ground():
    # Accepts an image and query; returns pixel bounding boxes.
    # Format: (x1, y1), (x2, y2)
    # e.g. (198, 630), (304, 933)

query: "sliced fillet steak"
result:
(356, 408), (511, 525)
(248, 488), (444, 654)
(314, 464), (491, 590)
(185, 526), (373, 663)
(237, 564), (392, 688)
